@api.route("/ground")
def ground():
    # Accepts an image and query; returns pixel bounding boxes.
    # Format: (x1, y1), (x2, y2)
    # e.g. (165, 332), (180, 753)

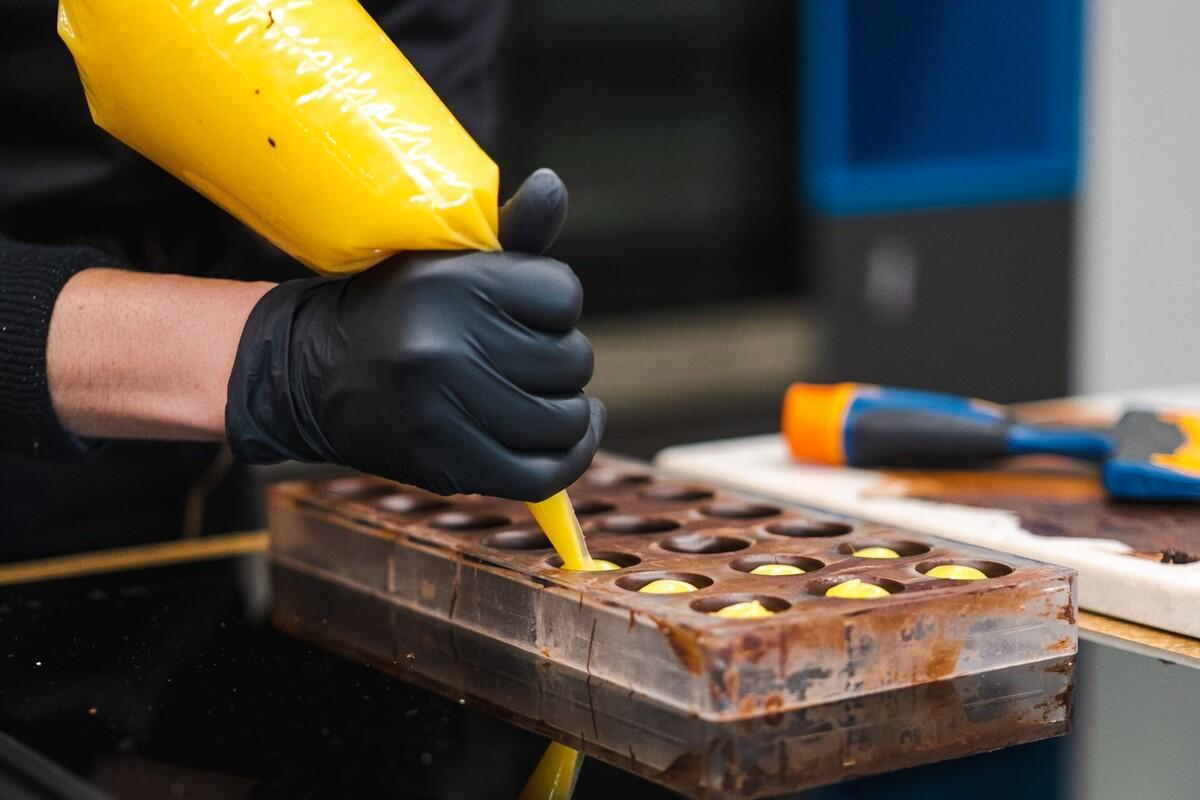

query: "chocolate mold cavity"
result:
(571, 497), (616, 515)
(430, 511), (511, 531)
(546, 551), (640, 570)
(690, 594), (790, 615)
(372, 493), (451, 514)
(837, 540), (930, 558)
(640, 484), (716, 502)
(730, 554), (824, 575)
(764, 519), (853, 538)
(616, 572), (714, 592)
(483, 529), (553, 550)
(700, 500), (781, 519)
(661, 532), (751, 554)
(916, 559), (1013, 579)
(600, 515), (681, 534)
(806, 576), (906, 598)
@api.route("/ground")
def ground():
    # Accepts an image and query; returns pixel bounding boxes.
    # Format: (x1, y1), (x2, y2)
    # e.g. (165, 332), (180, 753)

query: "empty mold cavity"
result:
(616, 572), (714, 593)
(764, 519), (853, 538)
(806, 576), (906, 598)
(483, 529), (552, 550)
(586, 467), (654, 487)
(700, 500), (781, 519)
(546, 551), (640, 570)
(730, 554), (824, 575)
(917, 559), (1013, 579)
(690, 594), (790, 615)
(640, 484), (715, 502)
(430, 511), (511, 531)
(660, 532), (751, 554)
(571, 497), (616, 515)
(838, 540), (930, 558)
(319, 478), (394, 500)
(600, 515), (681, 534)
(372, 493), (451, 514)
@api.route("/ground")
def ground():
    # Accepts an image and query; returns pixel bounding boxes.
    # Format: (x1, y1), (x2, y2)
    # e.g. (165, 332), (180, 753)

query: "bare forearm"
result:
(46, 268), (274, 440)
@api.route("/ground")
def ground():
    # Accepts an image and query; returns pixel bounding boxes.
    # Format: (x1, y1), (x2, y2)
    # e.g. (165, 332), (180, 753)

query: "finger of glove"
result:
(484, 254), (582, 332)
(498, 397), (607, 501)
(440, 397), (604, 501)
(463, 373), (593, 451)
(498, 168), (568, 255)
(487, 327), (594, 394)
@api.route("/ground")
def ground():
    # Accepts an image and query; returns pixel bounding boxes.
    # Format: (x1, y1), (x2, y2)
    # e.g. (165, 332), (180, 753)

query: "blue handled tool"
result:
(782, 383), (1200, 502)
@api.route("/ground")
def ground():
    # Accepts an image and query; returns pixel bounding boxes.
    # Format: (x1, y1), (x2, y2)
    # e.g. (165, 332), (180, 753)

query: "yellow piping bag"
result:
(57, 0), (500, 274)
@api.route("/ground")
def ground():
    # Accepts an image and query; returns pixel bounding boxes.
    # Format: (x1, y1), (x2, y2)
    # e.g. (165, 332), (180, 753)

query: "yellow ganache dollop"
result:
(749, 563), (805, 576)
(562, 558), (620, 572)
(851, 547), (900, 559)
(638, 579), (697, 594)
(927, 564), (988, 581)
(825, 578), (891, 599)
(710, 600), (776, 619)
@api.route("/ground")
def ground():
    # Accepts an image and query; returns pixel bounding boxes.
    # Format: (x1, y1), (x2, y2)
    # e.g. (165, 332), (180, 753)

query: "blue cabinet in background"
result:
(801, 0), (1082, 214)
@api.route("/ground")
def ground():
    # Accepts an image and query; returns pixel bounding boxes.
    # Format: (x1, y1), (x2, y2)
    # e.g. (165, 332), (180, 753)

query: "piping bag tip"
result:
(525, 490), (596, 572)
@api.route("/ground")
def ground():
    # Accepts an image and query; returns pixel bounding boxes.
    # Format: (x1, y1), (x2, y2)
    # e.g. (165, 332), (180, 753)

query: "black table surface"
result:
(0, 543), (1075, 800)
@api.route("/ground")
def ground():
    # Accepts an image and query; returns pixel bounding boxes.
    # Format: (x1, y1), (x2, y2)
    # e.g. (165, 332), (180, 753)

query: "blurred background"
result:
(492, 0), (1200, 459)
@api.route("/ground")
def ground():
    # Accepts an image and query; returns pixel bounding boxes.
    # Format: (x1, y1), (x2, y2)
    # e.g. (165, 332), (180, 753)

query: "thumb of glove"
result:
(498, 168), (568, 255)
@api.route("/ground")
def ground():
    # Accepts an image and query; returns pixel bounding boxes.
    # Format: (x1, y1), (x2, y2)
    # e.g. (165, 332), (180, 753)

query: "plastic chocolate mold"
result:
(268, 456), (1077, 721)
(272, 563), (1074, 799)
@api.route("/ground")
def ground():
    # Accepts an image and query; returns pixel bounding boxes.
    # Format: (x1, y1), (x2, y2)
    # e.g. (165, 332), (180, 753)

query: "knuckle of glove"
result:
(561, 329), (595, 387)
(542, 260), (583, 320)
(504, 392), (591, 448)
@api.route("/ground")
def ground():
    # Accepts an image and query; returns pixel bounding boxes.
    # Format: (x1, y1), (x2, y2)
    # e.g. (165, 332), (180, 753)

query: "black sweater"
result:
(0, 0), (504, 558)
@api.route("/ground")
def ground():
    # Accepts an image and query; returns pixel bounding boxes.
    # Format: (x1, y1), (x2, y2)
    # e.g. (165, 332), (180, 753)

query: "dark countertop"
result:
(0, 535), (1189, 800)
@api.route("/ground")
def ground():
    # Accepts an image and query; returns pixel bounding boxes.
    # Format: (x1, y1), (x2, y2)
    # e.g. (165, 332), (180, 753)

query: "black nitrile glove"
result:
(225, 169), (604, 501)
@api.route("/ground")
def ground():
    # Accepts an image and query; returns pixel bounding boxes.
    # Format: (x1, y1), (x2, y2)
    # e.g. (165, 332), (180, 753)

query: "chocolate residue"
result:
(884, 463), (1200, 557)
(1161, 548), (1200, 564)
(654, 618), (705, 675)
(925, 640), (962, 681)
(1056, 576), (1077, 625)
(784, 666), (832, 700)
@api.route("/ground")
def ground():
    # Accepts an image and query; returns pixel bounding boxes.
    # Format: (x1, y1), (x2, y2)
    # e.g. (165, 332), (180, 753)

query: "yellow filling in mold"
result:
(825, 579), (890, 599)
(852, 546), (900, 559)
(749, 563), (804, 576)
(577, 559), (620, 572)
(638, 578), (697, 594)
(711, 600), (775, 619)
(927, 564), (988, 581)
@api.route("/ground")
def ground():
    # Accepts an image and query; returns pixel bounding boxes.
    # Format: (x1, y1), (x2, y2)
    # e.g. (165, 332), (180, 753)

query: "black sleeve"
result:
(0, 236), (128, 457)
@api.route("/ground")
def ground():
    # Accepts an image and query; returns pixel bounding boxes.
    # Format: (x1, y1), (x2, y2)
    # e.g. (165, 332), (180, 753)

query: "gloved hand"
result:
(225, 169), (604, 501)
